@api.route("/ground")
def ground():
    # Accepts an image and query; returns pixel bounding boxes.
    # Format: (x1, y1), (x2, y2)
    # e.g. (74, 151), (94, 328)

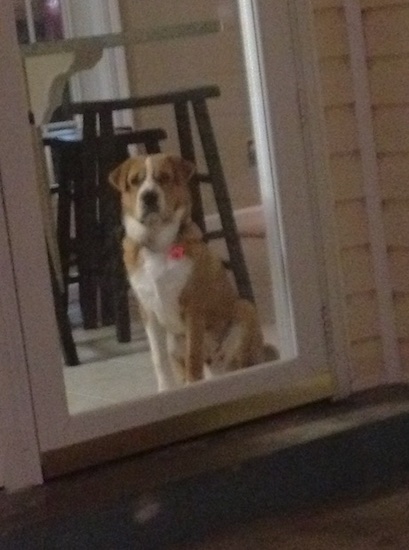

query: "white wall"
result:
(119, 0), (261, 213)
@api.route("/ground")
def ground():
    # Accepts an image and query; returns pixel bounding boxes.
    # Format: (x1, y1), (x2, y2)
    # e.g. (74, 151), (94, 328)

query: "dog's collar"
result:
(167, 243), (186, 260)
(165, 220), (202, 259)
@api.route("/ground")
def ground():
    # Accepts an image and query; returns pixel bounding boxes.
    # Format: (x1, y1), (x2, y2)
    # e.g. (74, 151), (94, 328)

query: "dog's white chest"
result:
(129, 249), (193, 333)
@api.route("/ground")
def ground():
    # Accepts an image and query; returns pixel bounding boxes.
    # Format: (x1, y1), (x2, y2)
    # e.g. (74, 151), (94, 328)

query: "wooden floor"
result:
(173, 483), (409, 549)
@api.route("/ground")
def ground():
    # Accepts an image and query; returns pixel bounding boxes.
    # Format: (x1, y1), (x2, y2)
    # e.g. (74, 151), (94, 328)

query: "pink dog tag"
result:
(168, 244), (185, 260)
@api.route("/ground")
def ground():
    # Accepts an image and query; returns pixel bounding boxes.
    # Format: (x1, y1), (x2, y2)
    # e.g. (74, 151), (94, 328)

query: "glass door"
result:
(1, 0), (335, 477)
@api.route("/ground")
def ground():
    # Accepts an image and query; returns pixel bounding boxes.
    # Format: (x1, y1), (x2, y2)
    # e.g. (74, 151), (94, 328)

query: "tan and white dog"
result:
(109, 153), (278, 392)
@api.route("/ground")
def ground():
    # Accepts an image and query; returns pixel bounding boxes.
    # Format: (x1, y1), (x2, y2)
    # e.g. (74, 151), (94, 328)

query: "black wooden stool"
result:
(68, 85), (254, 305)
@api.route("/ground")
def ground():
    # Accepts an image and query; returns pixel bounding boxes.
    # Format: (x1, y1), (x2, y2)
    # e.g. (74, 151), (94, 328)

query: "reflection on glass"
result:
(21, 0), (283, 413)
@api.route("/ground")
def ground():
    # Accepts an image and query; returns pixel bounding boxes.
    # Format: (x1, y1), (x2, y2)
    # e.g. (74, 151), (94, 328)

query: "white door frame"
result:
(0, 0), (351, 488)
(0, 180), (43, 492)
(288, 0), (353, 397)
(0, 1), (43, 491)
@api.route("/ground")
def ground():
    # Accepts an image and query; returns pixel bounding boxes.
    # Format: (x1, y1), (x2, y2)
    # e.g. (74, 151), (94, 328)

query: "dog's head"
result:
(109, 154), (195, 244)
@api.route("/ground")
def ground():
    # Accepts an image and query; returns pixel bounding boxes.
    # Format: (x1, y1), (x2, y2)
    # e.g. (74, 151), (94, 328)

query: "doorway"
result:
(1, 0), (336, 478)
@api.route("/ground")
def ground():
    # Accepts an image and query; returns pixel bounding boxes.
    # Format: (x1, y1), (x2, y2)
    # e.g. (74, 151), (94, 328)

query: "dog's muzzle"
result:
(141, 190), (159, 213)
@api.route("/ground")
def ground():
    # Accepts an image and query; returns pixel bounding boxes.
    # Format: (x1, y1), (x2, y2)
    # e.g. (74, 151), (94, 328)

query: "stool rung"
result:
(205, 229), (224, 240)
(196, 173), (212, 183)
(68, 274), (80, 284)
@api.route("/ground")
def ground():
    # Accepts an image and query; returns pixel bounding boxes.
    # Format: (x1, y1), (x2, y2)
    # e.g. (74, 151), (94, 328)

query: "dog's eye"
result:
(131, 172), (145, 186)
(156, 172), (171, 185)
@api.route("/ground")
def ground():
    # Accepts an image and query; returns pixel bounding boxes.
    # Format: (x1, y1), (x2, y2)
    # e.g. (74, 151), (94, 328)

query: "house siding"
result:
(312, 0), (409, 389)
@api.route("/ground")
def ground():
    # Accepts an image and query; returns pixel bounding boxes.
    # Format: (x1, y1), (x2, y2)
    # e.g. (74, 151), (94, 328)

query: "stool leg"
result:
(77, 113), (99, 329)
(99, 180), (131, 344)
(98, 112), (116, 327)
(174, 102), (206, 233)
(113, 224), (131, 344)
(192, 100), (255, 302)
(56, 150), (73, 312)
(99, 112), (131, 342)
(49, 257), (79, 366)
(144, 138), (162, 154)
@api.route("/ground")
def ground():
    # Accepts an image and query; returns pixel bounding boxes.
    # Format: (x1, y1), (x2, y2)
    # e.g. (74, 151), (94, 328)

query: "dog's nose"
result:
(141, 190), (159, 209)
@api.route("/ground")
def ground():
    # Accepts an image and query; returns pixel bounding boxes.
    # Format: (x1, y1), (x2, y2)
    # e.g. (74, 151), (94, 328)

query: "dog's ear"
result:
(109, 159), (132, 192)
(170, 156), (196, 182)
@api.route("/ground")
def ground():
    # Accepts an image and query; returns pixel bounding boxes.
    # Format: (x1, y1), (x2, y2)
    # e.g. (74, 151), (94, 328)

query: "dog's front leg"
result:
(184, 311), (205, 383)
(145, 314), (182, 392)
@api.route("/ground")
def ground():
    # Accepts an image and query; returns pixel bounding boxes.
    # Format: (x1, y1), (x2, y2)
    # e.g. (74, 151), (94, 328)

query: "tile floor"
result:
(64, 236), (279, 414)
